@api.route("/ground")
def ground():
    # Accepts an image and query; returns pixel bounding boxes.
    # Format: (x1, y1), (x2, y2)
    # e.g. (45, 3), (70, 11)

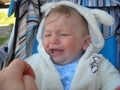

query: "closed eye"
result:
(44, 34), (51, 37)
(60, 34), (70, 36)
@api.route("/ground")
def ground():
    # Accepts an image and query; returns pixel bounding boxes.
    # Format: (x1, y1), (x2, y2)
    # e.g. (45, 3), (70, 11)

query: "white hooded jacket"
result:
(25, 1), (120, 90)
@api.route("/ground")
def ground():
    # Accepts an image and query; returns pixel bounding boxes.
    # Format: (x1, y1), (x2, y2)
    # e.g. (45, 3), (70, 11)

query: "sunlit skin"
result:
(43, 10), (90, 65)
(0, 58), (37, 90)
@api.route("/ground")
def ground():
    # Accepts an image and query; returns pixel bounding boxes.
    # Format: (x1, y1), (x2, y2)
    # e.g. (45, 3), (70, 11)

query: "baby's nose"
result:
(50, 34), (60, 44)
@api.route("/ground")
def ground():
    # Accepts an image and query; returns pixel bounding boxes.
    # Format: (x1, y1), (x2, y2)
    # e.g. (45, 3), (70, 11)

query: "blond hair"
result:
(45, 5), (89, 35)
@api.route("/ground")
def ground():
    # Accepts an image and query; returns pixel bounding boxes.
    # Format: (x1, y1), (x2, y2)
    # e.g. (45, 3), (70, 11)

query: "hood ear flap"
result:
(90, 9), (114, 26)
(41, 2), (54, 13)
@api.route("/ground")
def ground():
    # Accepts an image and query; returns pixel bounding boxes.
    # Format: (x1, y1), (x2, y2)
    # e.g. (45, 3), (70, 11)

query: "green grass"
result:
(0, 12), (15, 25)
(0, 12), (15, 45)
(0, 36), (9, 45)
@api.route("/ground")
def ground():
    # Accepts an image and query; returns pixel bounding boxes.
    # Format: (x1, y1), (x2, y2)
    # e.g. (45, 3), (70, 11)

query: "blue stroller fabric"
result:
(0, 47), (8, 69)
(7, 0), (40, 61)
(7, 0), (120, 70)
(99, 7), (120, 69)
(115, 21), (120, 70)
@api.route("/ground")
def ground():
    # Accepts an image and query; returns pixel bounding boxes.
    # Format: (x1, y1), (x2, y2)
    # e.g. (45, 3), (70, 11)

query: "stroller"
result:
(1, 0), (120, 71)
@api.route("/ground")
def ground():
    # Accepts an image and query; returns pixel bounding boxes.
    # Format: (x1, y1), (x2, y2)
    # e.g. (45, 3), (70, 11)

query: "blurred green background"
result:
(0, 11), (15, 46)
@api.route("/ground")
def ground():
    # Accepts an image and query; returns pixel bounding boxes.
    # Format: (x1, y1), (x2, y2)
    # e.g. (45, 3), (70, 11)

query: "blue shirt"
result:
(55, 60), (79, 90)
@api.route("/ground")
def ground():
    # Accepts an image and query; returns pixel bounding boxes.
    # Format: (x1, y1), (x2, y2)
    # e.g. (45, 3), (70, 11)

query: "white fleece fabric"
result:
(25, 52), (120, 90)
(25, 1), (120, 90)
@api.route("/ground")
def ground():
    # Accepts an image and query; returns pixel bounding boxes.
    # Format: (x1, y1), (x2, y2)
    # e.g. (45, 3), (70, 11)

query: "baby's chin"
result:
(50, 55), (79, 65)
(50, 56), (67, 65)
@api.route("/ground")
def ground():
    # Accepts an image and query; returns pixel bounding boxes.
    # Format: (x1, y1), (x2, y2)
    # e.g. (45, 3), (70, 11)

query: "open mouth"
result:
(49, 49), (64, 57)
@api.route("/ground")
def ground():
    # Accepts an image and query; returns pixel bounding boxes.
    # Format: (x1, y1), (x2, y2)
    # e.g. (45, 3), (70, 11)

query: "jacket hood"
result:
(37, 1), (114, 58)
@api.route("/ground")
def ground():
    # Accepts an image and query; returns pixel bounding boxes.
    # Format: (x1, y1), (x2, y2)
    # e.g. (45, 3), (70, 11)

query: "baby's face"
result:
(43, 12), (90, 65)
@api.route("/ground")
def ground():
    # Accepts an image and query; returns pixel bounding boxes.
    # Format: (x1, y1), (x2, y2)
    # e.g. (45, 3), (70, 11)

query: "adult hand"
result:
(116, 86), (120, 90)
(0, 58), (37, 90)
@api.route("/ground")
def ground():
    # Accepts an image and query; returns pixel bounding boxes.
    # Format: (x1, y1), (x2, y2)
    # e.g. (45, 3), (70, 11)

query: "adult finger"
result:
(23, 75), (38, 90)
(116, 86), (120, 90)
(7, 58), (35, 79)
(0, 58), (36, 90)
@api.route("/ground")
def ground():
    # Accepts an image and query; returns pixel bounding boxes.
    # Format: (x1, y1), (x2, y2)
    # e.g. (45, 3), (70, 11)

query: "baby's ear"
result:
(82, 36), (91, 51)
